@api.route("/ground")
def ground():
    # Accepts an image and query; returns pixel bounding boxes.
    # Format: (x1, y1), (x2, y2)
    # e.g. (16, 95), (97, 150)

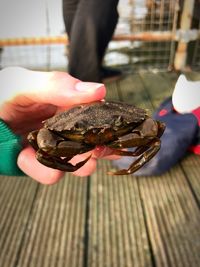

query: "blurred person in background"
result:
(63, 0), (122, 82)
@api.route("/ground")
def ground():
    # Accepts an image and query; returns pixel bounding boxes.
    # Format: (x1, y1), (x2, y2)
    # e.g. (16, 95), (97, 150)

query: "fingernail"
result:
(75, 82), (104, 92)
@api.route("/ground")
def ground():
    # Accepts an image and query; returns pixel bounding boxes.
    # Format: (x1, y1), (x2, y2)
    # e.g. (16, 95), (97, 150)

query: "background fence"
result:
(0, 0), (200, 71)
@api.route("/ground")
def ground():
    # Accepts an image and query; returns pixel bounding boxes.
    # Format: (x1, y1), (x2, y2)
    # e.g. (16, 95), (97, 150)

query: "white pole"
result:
(174, 0), (195, 70)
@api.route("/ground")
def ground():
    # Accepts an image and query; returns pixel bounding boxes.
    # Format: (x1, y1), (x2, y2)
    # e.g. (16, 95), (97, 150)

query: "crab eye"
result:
(114, 116), (123, 126)
(74, 120), (86, 129)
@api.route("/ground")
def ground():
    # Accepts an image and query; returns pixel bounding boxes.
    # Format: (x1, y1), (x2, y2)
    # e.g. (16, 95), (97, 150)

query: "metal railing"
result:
(0, 0), (199, 71)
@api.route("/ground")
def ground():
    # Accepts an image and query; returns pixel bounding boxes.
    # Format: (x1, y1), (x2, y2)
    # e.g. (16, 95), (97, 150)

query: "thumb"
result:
(0, 67), (106, 107)
(38, 71), (106, 107)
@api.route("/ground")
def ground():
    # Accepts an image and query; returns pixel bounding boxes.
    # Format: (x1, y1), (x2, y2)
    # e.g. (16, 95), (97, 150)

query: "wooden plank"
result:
(138, 72), (200, 266)
(87, 79), (153, 267)
(88, 160), (153, 267)
(105, 79), (121, 101)
(139, 168), (200, 267)
(185, 71), (200, 81)
(117, 73), (153, 110)
(181, 154), (200, 204)
(0, 176), (38, 267)
(159, 71), (200, 203)
(118, 72), (200, 266)
(139, 72), (176, 108)
(105, 73), (153, 111)
(160, 71), (180, 93)
(1, 71), (199, 267)
(16, 174), (88, 267)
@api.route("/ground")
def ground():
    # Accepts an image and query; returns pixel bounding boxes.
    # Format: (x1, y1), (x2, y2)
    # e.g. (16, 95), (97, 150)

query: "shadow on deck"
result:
(0, 71), (200, 267)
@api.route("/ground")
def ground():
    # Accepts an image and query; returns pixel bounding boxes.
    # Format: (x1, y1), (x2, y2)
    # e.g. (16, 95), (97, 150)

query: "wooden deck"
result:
(0, 71), (200, 267)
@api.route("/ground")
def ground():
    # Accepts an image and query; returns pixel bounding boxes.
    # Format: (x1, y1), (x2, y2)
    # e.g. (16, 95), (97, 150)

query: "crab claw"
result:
(36, 150), (92, 172)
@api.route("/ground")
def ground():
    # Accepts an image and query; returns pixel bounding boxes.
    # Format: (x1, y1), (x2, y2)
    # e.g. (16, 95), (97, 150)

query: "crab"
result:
(27, 101), (165, 175)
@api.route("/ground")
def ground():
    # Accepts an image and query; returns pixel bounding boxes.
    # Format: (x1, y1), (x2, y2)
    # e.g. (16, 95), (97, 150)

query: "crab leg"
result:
(28, 130), (40, 150)
(36, 128), (94, 156)
(108, 145), (151, 157)
(109, 138), (161, 175)
(156, 120), (166, 137)
(109, 132), (154, 149)
(36, 149), (92, 172)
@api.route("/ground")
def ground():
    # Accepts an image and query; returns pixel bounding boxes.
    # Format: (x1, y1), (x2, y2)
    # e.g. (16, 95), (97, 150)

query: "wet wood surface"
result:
(0, 71), (200, 267)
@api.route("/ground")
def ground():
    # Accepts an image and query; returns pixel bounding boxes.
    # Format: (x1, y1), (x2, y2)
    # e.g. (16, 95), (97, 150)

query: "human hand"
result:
(0, 67), (107, 184)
